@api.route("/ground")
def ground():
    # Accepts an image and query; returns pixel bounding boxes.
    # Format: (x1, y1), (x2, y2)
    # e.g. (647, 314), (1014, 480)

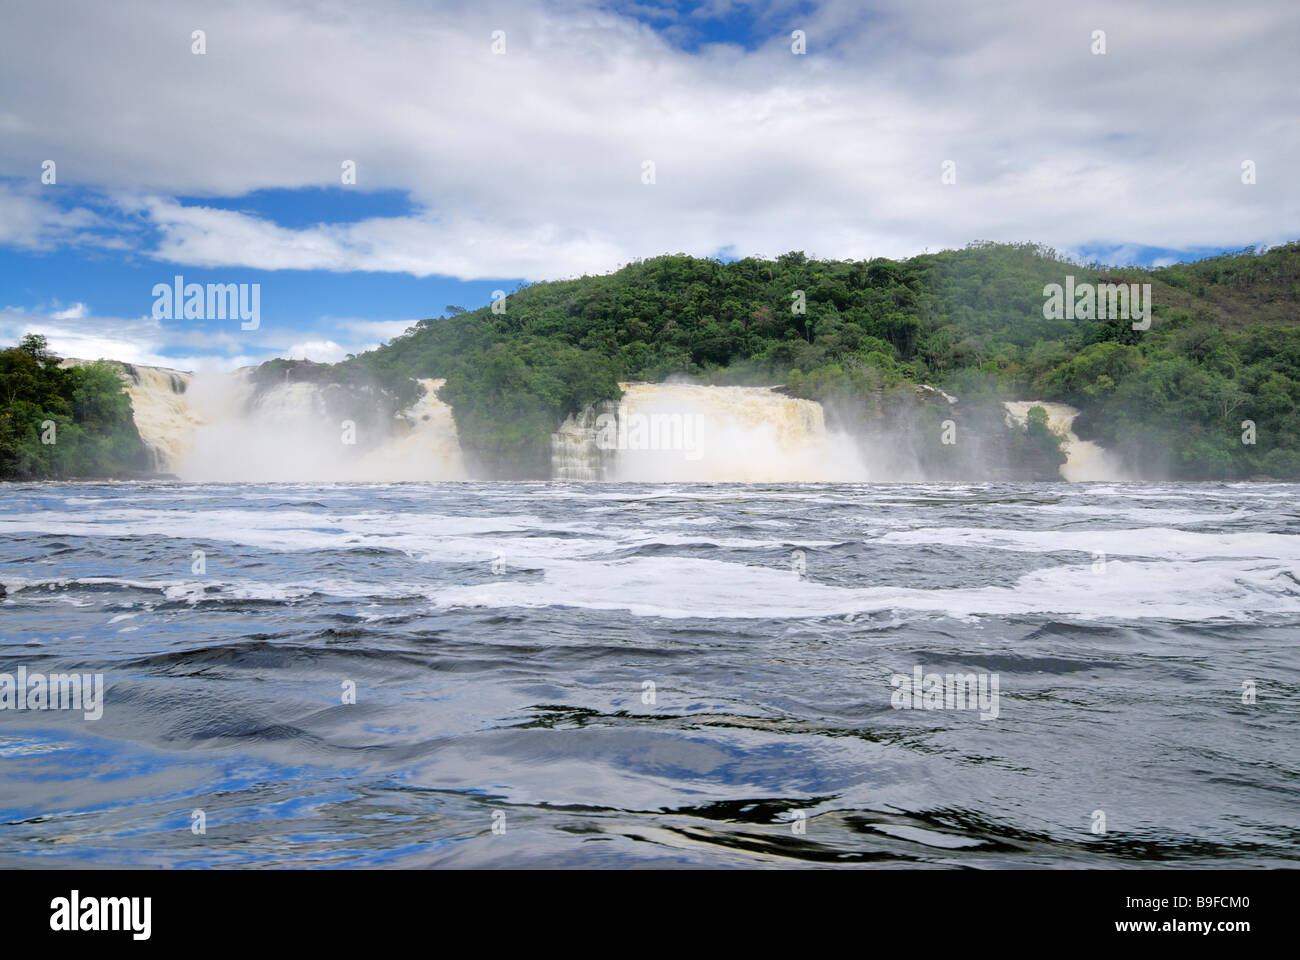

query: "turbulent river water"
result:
(1, 481), (1297, 868)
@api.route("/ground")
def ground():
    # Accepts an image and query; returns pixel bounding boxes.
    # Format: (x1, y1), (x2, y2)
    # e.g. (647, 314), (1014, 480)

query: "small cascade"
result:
(1003, 401), (1126, 482)
(552, 401), (618, 481)
(379, 378), (468, 479)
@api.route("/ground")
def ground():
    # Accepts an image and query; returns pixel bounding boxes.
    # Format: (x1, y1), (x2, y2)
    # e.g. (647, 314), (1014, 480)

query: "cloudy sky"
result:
(1, 0), (1296, 369)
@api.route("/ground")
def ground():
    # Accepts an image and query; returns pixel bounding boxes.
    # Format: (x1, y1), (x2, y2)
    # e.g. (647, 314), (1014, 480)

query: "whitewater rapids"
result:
(1, 480), (1296, 867)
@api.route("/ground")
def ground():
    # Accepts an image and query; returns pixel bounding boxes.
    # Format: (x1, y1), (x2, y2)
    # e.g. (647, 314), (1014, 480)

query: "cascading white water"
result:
(81, 363), (465, 481)
(1003, 401), (1126, 482)
(78, 360), (1124, 484)
(59, 359), (200, 472)
(175, 372), (466, 481)
(121, 365), (202, 471)
(372, 378), (468, 480)
(552, 382), (871, 482)
(552, 402), (618, 481)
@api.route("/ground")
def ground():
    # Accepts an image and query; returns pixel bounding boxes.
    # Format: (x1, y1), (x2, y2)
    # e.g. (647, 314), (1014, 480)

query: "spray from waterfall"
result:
(1002, 401), (1128, 482)
(118, 367), (466, 482)
(100, 361), (1128, 484)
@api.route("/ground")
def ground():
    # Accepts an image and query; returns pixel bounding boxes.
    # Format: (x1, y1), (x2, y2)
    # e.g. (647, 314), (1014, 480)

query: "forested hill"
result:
(4, 241), (1298, 480)
(331, 240), (1300, 479)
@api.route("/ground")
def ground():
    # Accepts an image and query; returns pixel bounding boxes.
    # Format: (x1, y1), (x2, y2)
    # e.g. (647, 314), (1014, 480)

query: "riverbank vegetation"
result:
(5, 241), (1298, 480)
(0, 335), (145, 479)
(339, 241), (1300, 478)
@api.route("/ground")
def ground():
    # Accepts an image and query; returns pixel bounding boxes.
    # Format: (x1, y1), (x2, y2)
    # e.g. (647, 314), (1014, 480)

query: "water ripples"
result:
(1, 480), (1298, 867)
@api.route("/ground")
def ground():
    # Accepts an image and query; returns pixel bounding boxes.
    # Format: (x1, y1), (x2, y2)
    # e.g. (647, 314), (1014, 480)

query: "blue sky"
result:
(0, 186), (514, 364)
(1, 0), (1295, 369)
(616, 0), (822, 51)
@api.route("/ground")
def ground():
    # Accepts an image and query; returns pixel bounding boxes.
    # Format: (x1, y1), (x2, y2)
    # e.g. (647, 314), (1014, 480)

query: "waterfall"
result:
(66, 361), (465, 481)
(552, 401), (618, 480)
(375, 378), (468, 480)
(71, 357), (1126, 484)
(175, 372), (466, 481)
(58, 360), (200, 472)
(551, 382), (870, 482)
(1003, 401), (1126, 482)
(114, 363), (199, 472)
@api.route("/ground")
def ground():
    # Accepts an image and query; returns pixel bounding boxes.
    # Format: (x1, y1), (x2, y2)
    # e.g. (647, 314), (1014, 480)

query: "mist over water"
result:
(1, 481), (1296, 867)
(1003, 401), (1128, 482)
(118, 363), (1129, 484)
(142, 371), (467, 482)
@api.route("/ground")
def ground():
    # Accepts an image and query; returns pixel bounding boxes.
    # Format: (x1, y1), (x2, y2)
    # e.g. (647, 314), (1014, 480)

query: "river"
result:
(1, 480), (1297, 867)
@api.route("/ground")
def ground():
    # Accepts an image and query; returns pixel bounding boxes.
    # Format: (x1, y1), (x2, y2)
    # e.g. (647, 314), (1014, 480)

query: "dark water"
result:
(1, 481), (1298, 868)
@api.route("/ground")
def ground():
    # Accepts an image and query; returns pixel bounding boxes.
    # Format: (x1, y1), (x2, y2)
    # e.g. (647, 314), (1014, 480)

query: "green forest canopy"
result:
(0, 334), (145, 479)
(3, 240), (1299, 480)
(339, 240), (1300, 478)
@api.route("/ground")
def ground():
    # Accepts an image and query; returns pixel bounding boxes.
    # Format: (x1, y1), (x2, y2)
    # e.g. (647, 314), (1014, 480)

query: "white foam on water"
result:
(871, 526), (1300, 561)
(427, 554), (1300, 622)
(1017, 504), (1254, 525)
(0, 508), (809, 569)
(10, 484), (1299, 625)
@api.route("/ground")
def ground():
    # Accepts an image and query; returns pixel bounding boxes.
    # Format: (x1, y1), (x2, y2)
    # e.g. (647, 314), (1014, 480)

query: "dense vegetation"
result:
(336, 241), (1300, 478)
(5, 241), (1298, 480)
(0, 335), (145, 479)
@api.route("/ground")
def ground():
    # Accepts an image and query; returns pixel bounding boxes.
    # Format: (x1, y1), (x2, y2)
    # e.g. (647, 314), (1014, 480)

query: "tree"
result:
(0, 344), (145, 479)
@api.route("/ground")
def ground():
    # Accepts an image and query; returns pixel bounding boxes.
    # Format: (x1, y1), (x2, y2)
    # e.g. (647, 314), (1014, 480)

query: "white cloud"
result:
(0, 307), (384, 370)
(334, 318), (419, 341)
(140, 197), (626, 280)
(50, 302), (89, 321)
(0, 0), (1295, 278)
(0, 307), (212, 370)
(0, 184), (113, 251)
(284, 339), (352, 363)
